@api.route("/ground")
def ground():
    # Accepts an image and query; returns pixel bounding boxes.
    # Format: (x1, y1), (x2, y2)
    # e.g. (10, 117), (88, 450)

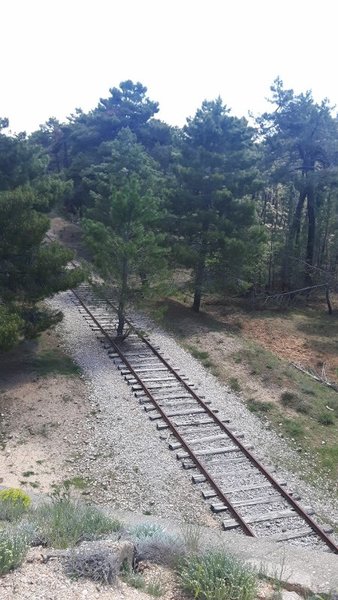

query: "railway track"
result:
(69, 282), (338, 553)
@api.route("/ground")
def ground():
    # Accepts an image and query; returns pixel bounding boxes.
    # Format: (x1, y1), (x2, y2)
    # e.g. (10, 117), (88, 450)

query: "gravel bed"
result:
(48, 292), (216, 528)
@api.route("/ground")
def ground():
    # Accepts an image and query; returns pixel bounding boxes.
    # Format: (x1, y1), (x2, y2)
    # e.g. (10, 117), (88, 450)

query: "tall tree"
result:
(0, 121), (84, 351)
(258, 78), (338, 285)
(172, 98), (262, 312)
(83, 129), (167, 336)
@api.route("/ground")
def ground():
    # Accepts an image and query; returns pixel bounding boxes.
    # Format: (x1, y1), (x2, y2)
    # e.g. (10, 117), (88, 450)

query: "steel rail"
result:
(72, 284), (338, 552)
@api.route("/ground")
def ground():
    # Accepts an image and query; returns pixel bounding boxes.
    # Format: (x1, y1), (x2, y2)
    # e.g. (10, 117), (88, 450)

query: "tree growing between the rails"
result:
(172, 98), (264, 312)
(83, 129), (168, 337)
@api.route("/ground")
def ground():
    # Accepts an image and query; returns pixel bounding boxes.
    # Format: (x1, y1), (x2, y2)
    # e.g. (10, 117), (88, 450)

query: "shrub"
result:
(65, 547), (119, 584)
(228, 377), (241, 392)
(130, 523), (164, 539)
(0, 488), (31, 522)
(179, 551), (257, 600)
(131, 526), (184, 568)
(282, 419), (304, 438)
(280, 392), (309, 414)
(280, 391), (297, 407)
(33, 496), (121, 548)
(0, 528), (28, 575)
(318, 412), (335, 426)
(247, 399), (273, 414)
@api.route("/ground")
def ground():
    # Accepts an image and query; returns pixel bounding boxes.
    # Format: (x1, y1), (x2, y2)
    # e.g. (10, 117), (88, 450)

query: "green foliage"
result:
(0, 488), (31, 521)
(0, 186), (84, 351)
(0, 528), (28, 575)
(172, 98), (264, 311)
(32, 493), (121, 548)
(0, 307), (24, 351)
(83, 129), (168, 335)
(179, 551), (257, 600)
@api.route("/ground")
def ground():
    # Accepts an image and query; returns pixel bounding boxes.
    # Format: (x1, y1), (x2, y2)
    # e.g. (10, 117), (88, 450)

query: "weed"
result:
(32, 494), (121, 548)
(188, 346), (209, 361)
(181, 523), (201, 556)
(123, 570), (146, 590)
(179, 551), (257, 600)
(22, 471), (35, 477)
(280, 392), (309, 414)
(0, 528), (28, 575)
(282, 419), (304, 438)
(247, 399), (273, 414)
(63, 476), (90, 491)
(0, 488), (31, 522)
(132, 525), (185, 568)
(146, 578), (166, 597)
(228, 377), (241, 392)
(318, 412), (335, 426)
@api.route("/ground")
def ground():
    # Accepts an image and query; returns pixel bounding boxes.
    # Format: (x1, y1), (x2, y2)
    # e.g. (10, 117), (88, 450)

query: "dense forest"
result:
(1, 78), (338, 348)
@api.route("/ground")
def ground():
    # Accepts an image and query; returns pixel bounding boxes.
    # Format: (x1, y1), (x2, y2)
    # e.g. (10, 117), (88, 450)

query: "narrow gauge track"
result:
(69, 282), (338, 553)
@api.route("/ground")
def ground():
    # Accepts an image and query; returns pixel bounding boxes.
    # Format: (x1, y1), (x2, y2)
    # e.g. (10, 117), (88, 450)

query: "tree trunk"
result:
(305, 186), (315, 286)
(292, 188), (307, 244)
(117, 257), (128, 337)
(192, 250), (206, 312)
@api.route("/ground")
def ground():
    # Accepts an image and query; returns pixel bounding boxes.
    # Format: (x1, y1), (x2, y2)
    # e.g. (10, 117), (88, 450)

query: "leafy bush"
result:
(0, 528), (28, 575)
(0, 488), (31, 522)
(65, 546), (119, 584)
(179, 551), (257, 600)
(33, 496), (121, 548)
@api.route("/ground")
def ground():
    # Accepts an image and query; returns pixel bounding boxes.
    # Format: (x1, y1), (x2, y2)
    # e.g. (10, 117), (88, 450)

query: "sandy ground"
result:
(0, 333), (90, 495)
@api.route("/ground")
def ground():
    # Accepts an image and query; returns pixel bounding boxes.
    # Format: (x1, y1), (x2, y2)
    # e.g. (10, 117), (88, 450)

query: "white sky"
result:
(1, 0), (337, 133)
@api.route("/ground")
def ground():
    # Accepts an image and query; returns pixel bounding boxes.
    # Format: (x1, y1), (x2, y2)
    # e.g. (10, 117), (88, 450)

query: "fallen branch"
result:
(291, 362), (338, 393)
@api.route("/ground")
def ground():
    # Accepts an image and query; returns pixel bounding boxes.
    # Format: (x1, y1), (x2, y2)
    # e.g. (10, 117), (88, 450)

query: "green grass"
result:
(188, 347), (210, 361)
(32, 349), (81, 377)
(32, 496), (121, 548)
(282, 419), (304, 438)
(179, 551), (257, 600)
(318, 445), (338, 474)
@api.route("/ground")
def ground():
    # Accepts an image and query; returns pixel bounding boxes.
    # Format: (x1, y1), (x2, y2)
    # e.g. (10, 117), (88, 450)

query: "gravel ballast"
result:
(49, 292), (215, 527)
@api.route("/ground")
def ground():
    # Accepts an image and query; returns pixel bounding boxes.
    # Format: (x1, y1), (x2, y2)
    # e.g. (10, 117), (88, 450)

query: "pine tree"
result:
(172, 98), (262, 311)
